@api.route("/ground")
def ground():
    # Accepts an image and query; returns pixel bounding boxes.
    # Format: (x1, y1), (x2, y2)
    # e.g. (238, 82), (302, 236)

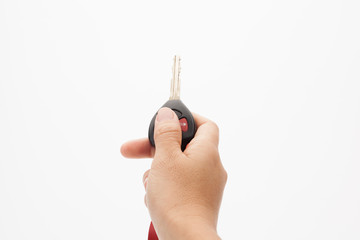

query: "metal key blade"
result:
(170, 55), (181, 100)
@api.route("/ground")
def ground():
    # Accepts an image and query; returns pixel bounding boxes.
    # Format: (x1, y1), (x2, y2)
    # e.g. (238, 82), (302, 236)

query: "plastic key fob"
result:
(148, 99), (196, 151)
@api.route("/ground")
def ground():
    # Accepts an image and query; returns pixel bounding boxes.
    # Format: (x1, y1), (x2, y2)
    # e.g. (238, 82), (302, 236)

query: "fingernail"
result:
(156, 108), (175, 122)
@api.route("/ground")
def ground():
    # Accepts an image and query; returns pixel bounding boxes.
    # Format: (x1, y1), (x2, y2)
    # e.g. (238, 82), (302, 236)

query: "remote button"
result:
(179, 118), (188, 132)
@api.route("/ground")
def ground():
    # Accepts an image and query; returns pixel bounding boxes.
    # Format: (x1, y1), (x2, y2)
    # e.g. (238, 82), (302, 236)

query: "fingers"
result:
(120, 138), (154, 159)
(153, 108), (182, 157)
(192, 112), (213, 127)
(120, 113), (219, 158)
(120, 112), (217, 158)
(190, 112), (220, 147)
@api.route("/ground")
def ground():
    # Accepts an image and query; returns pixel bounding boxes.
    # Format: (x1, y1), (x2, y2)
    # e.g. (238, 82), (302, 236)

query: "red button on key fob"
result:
(179, 117), (188, 132)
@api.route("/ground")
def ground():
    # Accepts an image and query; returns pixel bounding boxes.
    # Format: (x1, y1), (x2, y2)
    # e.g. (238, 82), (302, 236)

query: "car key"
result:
(147, 56), (197, 240)
(148, 55), (196, 151)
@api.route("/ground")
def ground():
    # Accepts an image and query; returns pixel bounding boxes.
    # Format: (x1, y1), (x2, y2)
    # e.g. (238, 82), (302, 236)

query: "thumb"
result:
(154, 107), (182, 156)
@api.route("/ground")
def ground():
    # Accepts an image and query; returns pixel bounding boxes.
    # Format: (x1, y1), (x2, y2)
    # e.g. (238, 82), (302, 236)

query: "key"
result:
(148, 55), (196, 151)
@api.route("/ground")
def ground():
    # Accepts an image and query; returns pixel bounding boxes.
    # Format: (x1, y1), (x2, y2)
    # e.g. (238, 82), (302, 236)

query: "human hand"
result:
(121, 108), (227, 240)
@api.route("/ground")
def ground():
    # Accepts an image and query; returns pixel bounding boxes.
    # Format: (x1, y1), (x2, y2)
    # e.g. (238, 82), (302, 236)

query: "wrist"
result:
(156, 213), (220, 240)
(178, 219), (220, 240)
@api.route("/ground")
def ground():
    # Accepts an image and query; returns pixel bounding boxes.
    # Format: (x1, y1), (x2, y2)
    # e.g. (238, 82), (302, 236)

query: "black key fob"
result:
(148, 100), (196, 151)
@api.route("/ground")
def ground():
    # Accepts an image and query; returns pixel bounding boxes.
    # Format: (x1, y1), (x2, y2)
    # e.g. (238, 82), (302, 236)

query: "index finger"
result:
(121, 138), (155, 159)
(186, 112), (219, 149)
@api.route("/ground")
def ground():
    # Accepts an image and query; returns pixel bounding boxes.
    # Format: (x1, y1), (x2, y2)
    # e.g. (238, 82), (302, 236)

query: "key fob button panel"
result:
(148, 100), (196, 151)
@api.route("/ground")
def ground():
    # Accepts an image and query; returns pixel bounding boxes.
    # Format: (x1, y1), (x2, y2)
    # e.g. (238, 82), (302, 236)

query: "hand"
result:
(121, 108), (227, 240)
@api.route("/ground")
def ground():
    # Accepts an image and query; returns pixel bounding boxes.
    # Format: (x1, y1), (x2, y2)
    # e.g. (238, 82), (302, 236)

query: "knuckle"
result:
(207, 145), (220, 159)
(222, 169), (228, 183)
(208, 121), (220, 134)
(206, 121), (220, 146)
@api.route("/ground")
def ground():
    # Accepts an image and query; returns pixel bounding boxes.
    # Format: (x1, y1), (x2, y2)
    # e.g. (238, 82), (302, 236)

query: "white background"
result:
(1, 0), (359, 239)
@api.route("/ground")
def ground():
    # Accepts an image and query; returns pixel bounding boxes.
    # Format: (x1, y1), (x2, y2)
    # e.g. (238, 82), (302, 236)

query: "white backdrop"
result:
(1, 0), (359, 239)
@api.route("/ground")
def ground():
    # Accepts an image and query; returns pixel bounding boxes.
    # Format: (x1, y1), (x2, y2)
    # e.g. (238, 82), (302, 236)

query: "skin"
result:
(121, 108), (227, 240)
